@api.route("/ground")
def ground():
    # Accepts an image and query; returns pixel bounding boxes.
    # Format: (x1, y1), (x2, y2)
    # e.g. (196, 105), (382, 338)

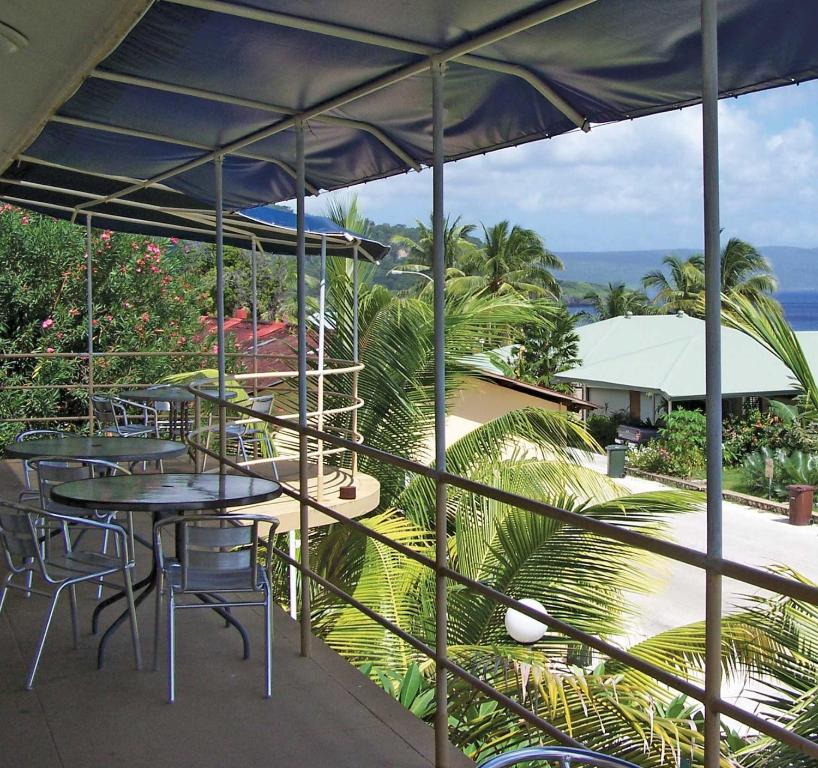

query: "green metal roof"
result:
(553, 313), (801, 400)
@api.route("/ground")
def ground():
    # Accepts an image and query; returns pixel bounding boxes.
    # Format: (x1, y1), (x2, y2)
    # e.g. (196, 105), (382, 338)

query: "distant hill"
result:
(556, 246), (818, 292)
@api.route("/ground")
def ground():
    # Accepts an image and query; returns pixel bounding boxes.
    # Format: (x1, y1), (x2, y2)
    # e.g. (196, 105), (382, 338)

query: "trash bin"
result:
(605, 444), (628, 479)
(787, 484), (815, 526)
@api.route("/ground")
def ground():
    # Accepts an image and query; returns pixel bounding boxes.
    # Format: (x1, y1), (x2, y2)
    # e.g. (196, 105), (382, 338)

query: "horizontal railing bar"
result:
(271, 545), (437, 658)
(0, 416), (89, 423)
(440, 657), (584, 748)
(442, 565), (703, 700)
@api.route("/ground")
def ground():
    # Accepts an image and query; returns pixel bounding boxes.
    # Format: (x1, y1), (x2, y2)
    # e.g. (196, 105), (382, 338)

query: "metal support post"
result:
(214, 155), (227, 473)
(316, 235), (327, 500)
(351, 244), (360, 479)
(295, 120), (311, 657)
(701, 1), (723, 765)
(85, 216), (95, 434)
(431, 60), (449, 768)
(251, 237), (259, 396)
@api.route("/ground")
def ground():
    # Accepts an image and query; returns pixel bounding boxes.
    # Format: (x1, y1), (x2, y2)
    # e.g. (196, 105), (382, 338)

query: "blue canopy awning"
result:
(1, 1), (817, 219)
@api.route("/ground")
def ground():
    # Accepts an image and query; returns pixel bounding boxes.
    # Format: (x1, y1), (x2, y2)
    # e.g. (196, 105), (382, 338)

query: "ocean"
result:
(568, 291), (818, 331)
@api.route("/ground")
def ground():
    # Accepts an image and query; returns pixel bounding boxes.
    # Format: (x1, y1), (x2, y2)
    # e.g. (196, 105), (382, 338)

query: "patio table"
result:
(52, 473), (281, 668)
(4, 435), (188, 463)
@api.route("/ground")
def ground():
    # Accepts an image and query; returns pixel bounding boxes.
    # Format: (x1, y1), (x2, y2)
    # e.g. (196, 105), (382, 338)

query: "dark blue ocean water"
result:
(777, 291), (818, 331)
(568, 291), (818, 331)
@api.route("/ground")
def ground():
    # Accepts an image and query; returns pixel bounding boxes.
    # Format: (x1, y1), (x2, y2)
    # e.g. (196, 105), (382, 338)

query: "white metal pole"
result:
(288, 530), (298, 619)
(316, 235), (327, 499)
(701, 1), (723, 765)
(351, 244), (360, 479)
(251, 237), (259, 396)
(431, 60), (449, 768)
(85, 216), (94, 434)
(214, 156), (227, 472)
(295, 121), (311, 657)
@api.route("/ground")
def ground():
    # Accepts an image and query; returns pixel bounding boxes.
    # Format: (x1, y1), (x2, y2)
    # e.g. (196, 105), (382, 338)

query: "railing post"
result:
(251, 237), (259, 397)
(316, 235), (327, 500)
(85, 215), (95, 434)
(701, 1), (723, 765)
(431, 59), (449, 768)
(295, 119), (311, 657)
(214, 154), (227, 473)
(351, 244), (359, 480)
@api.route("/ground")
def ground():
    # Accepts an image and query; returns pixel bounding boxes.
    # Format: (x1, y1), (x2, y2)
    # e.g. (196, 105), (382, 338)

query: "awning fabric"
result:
(2, 0), (818, 221)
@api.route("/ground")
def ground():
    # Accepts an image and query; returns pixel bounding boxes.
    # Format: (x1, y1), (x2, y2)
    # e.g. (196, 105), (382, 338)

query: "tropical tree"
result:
(642, 254), (705, 314)
(581, 282), (652, 321)
(449, 220), (563, 298)
(513, 303), (581, 386)
(719, 237), (777, 297)
(391, 213), (476, 271)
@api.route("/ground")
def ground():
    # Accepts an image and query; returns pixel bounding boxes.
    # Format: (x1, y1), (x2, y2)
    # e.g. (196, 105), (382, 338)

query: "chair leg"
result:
(167, 588), (176, 703)
(123, 567), (142, 671)
(26, 585), (64, 690)
(23, 562), (33, 598)
(0, 571), (14, 615)
(68, 585), (79, 650)
(264, 584), (272, 699)
(97, 528), (110, 600)
(153, 572), (164, 672)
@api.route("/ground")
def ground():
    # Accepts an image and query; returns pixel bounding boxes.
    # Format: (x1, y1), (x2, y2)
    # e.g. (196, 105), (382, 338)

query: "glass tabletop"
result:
(120, 387), (196, 403)
(51, 472), (281, 511)
(4, 436), (189, 462)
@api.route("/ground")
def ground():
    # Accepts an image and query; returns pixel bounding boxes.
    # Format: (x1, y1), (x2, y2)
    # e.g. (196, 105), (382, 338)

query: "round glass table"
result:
(4, 435), (189, 463)
(52, 472), (281, 667)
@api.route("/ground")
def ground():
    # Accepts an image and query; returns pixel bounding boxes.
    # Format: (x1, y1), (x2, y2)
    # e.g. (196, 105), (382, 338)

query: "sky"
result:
(301, 79), (818, 253)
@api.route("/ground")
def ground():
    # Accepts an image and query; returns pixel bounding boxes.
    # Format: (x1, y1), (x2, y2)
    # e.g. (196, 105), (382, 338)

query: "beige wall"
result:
(447, 378), (565, 444)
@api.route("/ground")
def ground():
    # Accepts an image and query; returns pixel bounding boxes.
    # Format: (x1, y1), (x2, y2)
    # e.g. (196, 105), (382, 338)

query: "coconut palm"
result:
(719, 237), (777, 297)
(581, 282), (652, 321)
(391, 214), (476, 272)
(642, 254), (705, 314)
(449, 221), (563, 298)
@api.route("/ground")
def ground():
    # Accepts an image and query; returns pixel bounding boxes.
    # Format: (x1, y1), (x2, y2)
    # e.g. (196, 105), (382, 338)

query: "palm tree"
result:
(451, 221), (563, 298)
(391, 214), (476, 271)
(324, 192), (373, 237)
(642, 254), (705, 314)
(581, 282), (652, 321)
(720, 237), (777, 297)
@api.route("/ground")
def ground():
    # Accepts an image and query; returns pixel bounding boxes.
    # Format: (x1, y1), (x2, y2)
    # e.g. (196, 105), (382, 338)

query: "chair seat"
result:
(224, 424), (248, 437)
(101, 424), (154, 437)
(45, 551), (123, 578)
(164, 561), (266, 592)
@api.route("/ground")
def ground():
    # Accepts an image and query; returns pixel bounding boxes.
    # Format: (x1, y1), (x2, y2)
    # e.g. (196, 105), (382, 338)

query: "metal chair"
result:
(477, 747), (640, 768)
(153, 512), (280, 702)
(0, 500), (142, 689)
(30, 458), (133, 598)
(14, 429), (70, 502)
(91, 394), (160, 438)
(204, 395), (278, 478)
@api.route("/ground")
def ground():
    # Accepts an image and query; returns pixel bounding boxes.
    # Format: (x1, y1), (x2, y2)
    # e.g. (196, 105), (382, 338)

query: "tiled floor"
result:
(0, 458), (473, 768)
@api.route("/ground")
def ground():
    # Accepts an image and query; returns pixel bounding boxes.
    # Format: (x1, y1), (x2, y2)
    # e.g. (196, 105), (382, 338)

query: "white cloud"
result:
(304, 81), (818, 253)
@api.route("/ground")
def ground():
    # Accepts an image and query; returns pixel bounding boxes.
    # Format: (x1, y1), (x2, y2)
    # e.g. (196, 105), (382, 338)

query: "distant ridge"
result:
(555, 245), (818, 292)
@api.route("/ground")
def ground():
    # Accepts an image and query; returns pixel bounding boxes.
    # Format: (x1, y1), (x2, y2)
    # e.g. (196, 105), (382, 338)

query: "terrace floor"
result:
(0, 459), (473, 768)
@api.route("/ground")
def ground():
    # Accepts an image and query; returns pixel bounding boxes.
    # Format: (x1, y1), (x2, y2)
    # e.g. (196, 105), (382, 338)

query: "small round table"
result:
(52, 473), (281, 667)
(4, 436), (188, 463)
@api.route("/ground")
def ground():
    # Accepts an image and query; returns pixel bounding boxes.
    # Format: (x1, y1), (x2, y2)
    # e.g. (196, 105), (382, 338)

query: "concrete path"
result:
(581, 452), (818, 640)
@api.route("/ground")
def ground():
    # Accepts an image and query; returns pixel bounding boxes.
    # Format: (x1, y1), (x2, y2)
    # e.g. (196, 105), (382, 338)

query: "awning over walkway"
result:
(2, 0), (818, 216)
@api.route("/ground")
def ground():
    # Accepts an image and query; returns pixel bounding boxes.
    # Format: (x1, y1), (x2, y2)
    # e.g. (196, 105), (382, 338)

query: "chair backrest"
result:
(91, 395), (120, 428)
(30, 458), (128, 516)
(249, 395), (274, 417)
(14, 429), (70, 488)
(477, 748), (639, 768)
(0, 502), (41, 570)
(155, 513), (279, 593)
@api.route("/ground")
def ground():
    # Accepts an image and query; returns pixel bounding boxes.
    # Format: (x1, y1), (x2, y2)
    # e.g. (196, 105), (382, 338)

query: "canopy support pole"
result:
(431, 60), (449, 768)
(214, 155), (227, 473)
(701, 1), (723, 766)
(351, 244), (359, 480)
(85, 216), (94, 435)
(251, 237), (259, 396)
(316, 235), (327, 501)
(295, 120), (311, 657)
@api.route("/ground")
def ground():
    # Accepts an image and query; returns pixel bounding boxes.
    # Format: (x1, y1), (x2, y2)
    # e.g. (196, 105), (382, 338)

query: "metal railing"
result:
(190, 386), (818, 766)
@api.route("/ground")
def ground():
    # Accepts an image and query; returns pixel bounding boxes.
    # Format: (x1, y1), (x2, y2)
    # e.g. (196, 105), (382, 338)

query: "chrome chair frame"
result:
(91, 394), (160, 438)
(153, 512), (280, 702)
(14, 428), (71, 502)
(0, 501), (142, 689)
(477, 747), (640, 768)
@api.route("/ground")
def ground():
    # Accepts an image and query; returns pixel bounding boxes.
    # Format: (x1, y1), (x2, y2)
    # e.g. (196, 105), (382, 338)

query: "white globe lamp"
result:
(505, 598), (548, 644)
